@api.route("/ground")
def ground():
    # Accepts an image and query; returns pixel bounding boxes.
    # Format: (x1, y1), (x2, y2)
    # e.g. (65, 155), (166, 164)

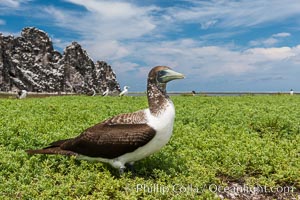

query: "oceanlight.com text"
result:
(135, 184), (295, 195)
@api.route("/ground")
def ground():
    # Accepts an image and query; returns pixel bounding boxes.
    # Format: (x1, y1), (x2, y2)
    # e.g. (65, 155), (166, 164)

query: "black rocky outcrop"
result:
(0, 27), (120, 94)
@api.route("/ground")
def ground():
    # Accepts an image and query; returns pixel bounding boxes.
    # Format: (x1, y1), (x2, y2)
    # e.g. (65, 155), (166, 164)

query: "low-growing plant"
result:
(0, 95), (299, 199)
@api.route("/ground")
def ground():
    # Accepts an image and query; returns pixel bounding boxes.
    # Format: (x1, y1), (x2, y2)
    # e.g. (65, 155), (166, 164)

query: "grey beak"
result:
(158, 69), (185, 83)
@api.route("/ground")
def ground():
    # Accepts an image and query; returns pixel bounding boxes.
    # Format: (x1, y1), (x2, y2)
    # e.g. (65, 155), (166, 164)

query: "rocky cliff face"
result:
(0, 27), (120, 94)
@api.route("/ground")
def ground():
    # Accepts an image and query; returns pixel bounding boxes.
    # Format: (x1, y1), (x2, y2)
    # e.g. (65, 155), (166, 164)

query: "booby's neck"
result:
(147, 81), (170, 116)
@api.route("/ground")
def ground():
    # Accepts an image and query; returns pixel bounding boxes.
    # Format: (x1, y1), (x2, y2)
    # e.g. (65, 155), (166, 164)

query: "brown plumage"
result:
(26, 66), (184, 173)
(26, 115), (156, 159)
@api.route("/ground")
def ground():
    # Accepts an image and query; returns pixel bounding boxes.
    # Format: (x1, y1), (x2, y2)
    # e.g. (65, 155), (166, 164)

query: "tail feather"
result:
(26, 138), (76, 156)
(26, 147), (77, 156)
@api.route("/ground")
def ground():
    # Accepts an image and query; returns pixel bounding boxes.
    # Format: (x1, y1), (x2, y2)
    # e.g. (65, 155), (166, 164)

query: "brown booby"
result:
(119, 86), (129, 96)
(26, 66), (184, 173)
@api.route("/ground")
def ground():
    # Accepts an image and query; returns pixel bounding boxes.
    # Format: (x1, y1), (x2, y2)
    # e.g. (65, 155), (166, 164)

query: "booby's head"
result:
(148, 66), (184, 85)
(124, 86), (129, 90)
(147, 66), (184, 114)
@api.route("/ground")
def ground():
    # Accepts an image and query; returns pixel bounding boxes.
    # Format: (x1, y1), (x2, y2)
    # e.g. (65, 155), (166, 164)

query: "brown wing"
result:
(104, 110), (148, 125)
(26, 110), (155, 159)
(60, 122), (156, 159)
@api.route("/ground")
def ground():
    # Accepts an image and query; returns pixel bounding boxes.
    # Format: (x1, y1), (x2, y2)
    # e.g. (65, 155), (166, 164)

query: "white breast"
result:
(117, 100), (175, 164)
(79, 100), (176, 169)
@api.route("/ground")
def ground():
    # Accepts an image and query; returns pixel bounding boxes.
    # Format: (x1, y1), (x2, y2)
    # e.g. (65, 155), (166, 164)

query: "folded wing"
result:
(61, 123), (156, 159)
(27, 111), (156, 159)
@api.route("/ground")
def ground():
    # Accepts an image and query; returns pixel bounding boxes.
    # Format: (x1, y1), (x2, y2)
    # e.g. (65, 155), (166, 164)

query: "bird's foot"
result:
(126, 162), (135, 171)
(117, 163), (136, 177)
(119, 166), (126, 175)
(125, 162), (136, 177)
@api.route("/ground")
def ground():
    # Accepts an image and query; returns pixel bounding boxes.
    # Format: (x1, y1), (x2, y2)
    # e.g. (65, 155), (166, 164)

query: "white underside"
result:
(77, 100), (175, 169)
(119, 89), (128, 96)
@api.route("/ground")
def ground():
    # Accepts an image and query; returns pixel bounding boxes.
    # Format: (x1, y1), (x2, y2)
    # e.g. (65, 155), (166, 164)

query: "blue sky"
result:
(1, 0), (300, 92)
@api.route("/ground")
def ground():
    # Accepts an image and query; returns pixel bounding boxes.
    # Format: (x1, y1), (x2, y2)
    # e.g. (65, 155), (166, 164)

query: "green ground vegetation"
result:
(0, 95), (299, 199)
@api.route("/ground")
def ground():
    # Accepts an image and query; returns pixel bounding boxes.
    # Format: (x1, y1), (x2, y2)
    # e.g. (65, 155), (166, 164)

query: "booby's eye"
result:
(157, 70), (167, 82)
(158, 70), (167, 76)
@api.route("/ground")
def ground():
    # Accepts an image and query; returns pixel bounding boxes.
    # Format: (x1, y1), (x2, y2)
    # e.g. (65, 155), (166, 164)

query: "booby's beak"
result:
(157, 69), (185, 83)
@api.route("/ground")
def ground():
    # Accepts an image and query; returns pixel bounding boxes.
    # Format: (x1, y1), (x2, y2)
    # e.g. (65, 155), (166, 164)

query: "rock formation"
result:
(0, 27), (120, 94)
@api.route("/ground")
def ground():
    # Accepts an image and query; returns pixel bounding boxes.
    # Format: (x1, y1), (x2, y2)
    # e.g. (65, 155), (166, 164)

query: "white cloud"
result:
(82, 40), (130, 61)
(0, 0), (21, 7)
(249, 32), (291, 47)
(200, 19), (218, 29)
(13, 0), (299, 65)
(42, 1), (158, 60)
(0, 0), (31, 8)
(272, 32), (291, 38)
(0, 19), (5, 25)
(65, 0), (157, 20)
(249, 38), (279, 47)
(123, 39), (300, 79)
(111, 39), (300, 91)
(111, 61), (139, 74)
(245, 47), (295, 61)
(167, 0), (300, 28)
(46, 1), (157, 40)
(2, 0), (299, 91)
(0, 0), (31, 14)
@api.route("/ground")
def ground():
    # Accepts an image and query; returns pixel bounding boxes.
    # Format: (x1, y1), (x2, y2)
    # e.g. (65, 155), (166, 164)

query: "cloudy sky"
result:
(1, 0), (300, 92)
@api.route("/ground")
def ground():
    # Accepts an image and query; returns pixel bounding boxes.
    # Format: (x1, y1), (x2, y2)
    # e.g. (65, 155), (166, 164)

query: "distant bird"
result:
(181, 90), (197, 97)
(26, 66), (184, 174)
(17, 90), (27, 99)
(290, 89), (294, 96)
(102, 88), (109, 96)
(119, 86), (129, 96)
